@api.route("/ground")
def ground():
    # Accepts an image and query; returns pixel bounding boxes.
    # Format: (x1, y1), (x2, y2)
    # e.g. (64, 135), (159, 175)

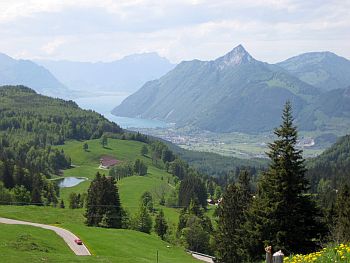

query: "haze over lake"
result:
(74, 94), (168, 129)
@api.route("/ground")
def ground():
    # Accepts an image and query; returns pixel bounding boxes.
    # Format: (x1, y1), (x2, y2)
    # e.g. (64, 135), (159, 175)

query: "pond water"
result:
(57, 177), (87, 188)
(74, 94), (169, 129)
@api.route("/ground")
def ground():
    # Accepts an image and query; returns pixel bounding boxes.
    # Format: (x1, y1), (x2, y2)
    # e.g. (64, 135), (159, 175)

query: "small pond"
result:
(56, 177), (87, 188)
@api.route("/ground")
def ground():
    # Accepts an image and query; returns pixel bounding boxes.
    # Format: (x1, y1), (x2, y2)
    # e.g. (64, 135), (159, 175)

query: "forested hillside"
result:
(0, 85), (122, 205)
(166, 141), (268, 179)
(307, 134), (350, 191)
(277, 51), (350, 91)
(113, 45), (318, 133)
(113, 45), (350, 136)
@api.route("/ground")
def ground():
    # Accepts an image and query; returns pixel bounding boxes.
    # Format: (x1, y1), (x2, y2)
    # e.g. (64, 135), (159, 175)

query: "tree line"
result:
(0, 85), (123, 206)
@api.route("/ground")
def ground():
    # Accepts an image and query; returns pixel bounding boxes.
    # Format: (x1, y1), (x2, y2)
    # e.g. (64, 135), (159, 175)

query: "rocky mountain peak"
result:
(215, 44), (254, 68)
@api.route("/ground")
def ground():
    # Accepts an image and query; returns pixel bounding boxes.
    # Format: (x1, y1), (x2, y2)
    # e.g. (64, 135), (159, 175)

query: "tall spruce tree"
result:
(244, 102), (322, 259)
(134, 204), (153, 233)
(216, 171), (252, 263)
(85, 172), (123, 228)
(155, 209), (168, 240)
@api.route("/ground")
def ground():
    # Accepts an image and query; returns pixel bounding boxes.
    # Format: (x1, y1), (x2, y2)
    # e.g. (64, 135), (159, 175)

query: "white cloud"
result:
(41, 37), (69, 55)
(0, 0), (349, 63)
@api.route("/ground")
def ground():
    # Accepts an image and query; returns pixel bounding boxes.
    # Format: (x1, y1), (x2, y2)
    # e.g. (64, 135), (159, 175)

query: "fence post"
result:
(265, 246), (272, 263)
(272, 250), (284, 263)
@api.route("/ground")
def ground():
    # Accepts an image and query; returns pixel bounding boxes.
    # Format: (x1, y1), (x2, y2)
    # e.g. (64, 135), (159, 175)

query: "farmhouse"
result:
(99, 156), (119, 169)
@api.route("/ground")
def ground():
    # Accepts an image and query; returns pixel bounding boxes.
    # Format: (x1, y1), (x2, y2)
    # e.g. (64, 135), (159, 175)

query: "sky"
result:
(0, 0), (349, 63)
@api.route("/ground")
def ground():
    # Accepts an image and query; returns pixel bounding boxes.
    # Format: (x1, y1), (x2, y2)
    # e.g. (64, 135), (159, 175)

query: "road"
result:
(187, 250), (215, 263)
(0, 217), (91, 256)
(191, 253), (214, 263)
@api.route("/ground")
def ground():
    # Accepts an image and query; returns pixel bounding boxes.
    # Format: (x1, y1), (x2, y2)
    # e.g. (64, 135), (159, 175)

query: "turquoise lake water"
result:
(74, 94), (168, 129)
(57, 177), (87, 188)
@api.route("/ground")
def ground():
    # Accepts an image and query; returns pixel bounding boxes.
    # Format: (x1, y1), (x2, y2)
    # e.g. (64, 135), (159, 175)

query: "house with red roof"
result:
(99, 156), (119, 169)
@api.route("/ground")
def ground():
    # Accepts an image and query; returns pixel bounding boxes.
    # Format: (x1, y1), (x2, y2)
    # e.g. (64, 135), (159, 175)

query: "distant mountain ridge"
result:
(0, 53), (70, 98)
(112, 45), (350, 134)
(36, 53), (175, 94)
(277, 51), (350, 91)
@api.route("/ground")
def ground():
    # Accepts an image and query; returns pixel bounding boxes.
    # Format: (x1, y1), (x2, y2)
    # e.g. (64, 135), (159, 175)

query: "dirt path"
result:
(0, 217), (91, 256)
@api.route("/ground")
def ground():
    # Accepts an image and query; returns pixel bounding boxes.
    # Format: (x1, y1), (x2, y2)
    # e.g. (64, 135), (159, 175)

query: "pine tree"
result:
(31, 175), (42, 205)
(216, 175), (252, 263)
(85, 172), (123, 228)
(155, 209), (168, 240)
(100, 135), (108, 148)
(134, 204), (152, 233)
(3, 161), (14, 189)
(335, 184), (350, 242)
(141, 191), (153, 213)
(244, 102), (322, 258)
(83, 143), (89, 151)
(140, 145), (148, 156)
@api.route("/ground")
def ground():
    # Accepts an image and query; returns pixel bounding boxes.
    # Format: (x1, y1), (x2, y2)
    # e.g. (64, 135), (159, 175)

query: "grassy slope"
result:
(0, 224), (85, 263)
(55, 138), (180, 224)
(0, 138), (202, 262)
(0, 206), (198, 263)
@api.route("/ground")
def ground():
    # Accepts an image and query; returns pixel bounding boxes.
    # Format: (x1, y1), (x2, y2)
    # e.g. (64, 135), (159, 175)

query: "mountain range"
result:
(36, 53), (175, 94)
(112, 45), (350, 134)
(0, 53), (70, 98)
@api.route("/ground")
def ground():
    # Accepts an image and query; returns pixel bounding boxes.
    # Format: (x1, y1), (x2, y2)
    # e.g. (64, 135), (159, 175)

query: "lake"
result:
(57, 177), (87, 188)
(74, 94), (169, 129)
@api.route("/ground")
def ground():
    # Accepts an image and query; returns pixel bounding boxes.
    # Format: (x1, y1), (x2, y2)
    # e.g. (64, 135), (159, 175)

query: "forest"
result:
(0, 85), (122, 205)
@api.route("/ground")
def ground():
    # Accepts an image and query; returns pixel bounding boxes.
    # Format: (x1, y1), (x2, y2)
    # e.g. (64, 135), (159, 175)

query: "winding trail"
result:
(0, 217), (91, 256)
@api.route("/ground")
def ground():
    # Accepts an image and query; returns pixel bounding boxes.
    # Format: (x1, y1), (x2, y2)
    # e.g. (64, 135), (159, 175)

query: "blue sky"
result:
(0, 0), (349, 63)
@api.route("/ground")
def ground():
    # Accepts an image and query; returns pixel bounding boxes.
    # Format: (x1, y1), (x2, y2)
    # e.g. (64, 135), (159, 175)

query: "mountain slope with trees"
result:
(307, 134), (350, 192)
(113, 45), (350, 135)
(0, 85), (122, 206)
(277, 51), (350, 91)
(113, 45), (319, 133)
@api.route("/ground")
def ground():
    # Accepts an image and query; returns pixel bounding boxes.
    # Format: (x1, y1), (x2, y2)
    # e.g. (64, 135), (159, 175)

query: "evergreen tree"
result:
(12, 185), (31, 204)
(83, 143), (89, 151)
(85, 172), (123, 228)
(181, 215), (210, 253)
(134, 159), (148, 176)
(177, 198), (213, 253)
(216, 182), (251, 263)
(2, 161), (14, 189)
(141, 145), (148, 156)
(31, 175), (42, 205)
(134, 204), (153, 233)
(178, 175), (207, 208)
(155, 209), (168, 240)
(244, 102), (323, 258)
(335, 184), (350, 242)
(69, 192), (80, 209)
(100, 135), (108, 148)
(141, 191), (153, 213)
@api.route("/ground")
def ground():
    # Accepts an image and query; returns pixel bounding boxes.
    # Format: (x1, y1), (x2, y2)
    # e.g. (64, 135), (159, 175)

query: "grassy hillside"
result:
(0, 206), (198, 263)
(54, 138), (186, 224)
(0, 224), (82, 263)
(0, 137), (209, 262)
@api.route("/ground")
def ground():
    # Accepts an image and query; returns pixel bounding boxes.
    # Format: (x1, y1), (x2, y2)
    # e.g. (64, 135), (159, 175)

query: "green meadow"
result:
(0, 207), (198, 263)
(0, 138), (207, 262)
